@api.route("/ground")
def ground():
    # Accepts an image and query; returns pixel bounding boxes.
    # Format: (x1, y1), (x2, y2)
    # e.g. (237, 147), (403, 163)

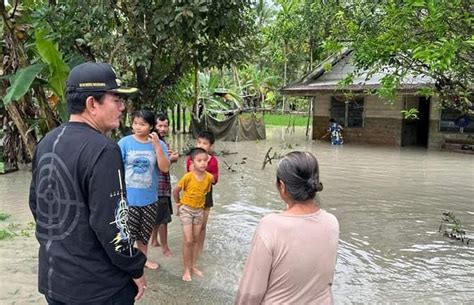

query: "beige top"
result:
(235, 209), (339, 305)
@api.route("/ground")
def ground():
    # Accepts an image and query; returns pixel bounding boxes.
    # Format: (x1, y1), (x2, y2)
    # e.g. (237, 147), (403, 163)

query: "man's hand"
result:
(170, 151), (179, 163)
(133, 275), (147, 301)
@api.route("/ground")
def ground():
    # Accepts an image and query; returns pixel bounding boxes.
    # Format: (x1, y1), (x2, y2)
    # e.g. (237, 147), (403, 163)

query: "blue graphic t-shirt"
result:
(118, 135), (168, 206)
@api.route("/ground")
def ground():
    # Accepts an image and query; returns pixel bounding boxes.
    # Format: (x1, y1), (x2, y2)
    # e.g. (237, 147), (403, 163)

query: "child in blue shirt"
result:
(118, 110), (170, 270)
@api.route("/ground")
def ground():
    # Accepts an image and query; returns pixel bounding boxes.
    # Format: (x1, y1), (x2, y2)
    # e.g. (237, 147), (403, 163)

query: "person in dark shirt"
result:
(29, 62), (147, 304)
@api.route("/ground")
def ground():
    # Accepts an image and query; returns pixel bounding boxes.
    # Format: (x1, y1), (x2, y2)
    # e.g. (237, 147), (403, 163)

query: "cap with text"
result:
(66, 62), (138, 94)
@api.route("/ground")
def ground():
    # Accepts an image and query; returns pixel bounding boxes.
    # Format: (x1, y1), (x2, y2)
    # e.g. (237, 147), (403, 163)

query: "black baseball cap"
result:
(66, 62), (138, 94)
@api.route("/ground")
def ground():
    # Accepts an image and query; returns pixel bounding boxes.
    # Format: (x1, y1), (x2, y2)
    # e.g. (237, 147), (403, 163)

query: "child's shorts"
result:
(155, 196), (172, 225)
(128, 203), (158, 244)
(178, 205), (203, 226)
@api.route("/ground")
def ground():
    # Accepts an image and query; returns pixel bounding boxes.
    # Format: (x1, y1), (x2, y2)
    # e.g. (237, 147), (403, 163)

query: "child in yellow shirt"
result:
(173, 147), (213, 282)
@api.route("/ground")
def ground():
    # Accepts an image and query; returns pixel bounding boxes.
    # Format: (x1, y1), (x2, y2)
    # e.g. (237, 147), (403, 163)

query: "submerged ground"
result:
(0, 127), (473, 304)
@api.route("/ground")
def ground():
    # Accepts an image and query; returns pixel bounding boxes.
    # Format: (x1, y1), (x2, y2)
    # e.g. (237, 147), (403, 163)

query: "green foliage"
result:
(253, 113), (310, 126)
(3, 64), (46, 105)
(0, 228), (15, 240)
(439, 212), (471, 245)
(327, 0), (473, 114)
(401, 108), (419, 120)
(0, 212), (11, 221)
(35, 30), (70, 122)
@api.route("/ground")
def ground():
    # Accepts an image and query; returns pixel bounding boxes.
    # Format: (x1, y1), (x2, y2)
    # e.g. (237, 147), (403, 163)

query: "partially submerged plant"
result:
(439, 212), (471, 245)
(0, 228), (15, 240)
(0, 212), (11, 221)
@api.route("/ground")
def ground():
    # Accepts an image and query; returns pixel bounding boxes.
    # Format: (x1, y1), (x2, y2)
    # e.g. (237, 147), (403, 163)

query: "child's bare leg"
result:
(197, 209), (210, 256)
(192, 222), (203, 277)
(182, 224), (194, 281)
(159, 224), (172, 256)
(137, 241), (159, 270)
(150, 225), (160, 247)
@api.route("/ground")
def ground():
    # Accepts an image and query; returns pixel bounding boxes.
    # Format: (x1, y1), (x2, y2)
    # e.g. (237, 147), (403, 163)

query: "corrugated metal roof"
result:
(281, 50), (435, 96)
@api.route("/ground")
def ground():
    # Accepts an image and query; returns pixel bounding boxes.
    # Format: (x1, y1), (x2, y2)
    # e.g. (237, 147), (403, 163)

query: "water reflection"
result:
(0, 127), (472, 304)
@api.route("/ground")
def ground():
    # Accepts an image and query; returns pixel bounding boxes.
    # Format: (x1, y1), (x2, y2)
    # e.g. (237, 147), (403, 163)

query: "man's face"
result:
(94, 93), (125, 133)
(156, 119), (169, 138)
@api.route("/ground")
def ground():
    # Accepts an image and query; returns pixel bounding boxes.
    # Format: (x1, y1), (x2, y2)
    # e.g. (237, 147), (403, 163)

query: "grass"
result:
(260, 113), (311, 127)
(0, 212), (11, 221)
(0, 228), (15, 240)
(165, 110), (312, 128)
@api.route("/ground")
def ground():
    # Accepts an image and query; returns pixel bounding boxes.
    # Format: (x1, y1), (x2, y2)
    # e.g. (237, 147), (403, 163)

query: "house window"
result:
(440, 108), (474, 133)
(330, 96), (364, 127)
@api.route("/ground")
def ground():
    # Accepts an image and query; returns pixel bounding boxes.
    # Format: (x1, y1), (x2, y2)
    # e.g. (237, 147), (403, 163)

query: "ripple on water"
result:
(1, 128), (473, 304)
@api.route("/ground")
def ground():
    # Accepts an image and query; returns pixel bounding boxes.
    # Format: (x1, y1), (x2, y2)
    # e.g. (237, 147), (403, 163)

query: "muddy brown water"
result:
(0, 127), (473, 304)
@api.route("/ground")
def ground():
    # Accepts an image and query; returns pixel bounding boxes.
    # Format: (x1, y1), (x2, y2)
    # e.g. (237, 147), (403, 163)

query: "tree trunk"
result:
(1, 2), (37, 160)
(34, 85), (58, 133)
(282, 41), (288, 114)
(171, 105), (176, 134)
(182, 107), (186, 134)
(176, 104), (181, 132)
(5, 101), (36, 159)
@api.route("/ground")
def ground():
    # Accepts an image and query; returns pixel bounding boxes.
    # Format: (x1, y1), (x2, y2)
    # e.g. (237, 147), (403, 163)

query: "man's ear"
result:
(85, 96), (97, 115)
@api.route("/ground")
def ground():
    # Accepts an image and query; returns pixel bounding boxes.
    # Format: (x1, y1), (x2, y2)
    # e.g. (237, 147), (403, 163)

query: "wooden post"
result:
(182, 107), (186, 134)
(176, 104), (181, 132)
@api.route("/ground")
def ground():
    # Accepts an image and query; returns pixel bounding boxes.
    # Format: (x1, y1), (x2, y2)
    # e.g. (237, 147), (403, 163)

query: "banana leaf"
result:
(35, 30), (70, 122)
(3, 63), (46, 106)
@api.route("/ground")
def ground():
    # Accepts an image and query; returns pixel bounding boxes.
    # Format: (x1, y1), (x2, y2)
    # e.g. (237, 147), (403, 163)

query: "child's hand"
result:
(148, 132), (160, 146)
(176, 204), (181, 216)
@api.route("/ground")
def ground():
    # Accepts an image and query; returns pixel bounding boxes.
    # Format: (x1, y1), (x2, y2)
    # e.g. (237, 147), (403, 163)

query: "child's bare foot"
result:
(150, 239), (160, 247)
(162, 247), (173, 257)
(192, 267), (203, 277)
(145, 260), (160, 270)
(182, 270), (192, 282)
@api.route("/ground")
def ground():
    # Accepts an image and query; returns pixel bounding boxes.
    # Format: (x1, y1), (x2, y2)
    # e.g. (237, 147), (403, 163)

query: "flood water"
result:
(0, 127), (473, 304)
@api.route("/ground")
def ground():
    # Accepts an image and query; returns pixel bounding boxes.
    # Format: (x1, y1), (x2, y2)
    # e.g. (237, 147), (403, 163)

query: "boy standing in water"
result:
(327, 118), (344, 145)
(174, 148), (214, 281)
(150, 114), (179, 256)
(186, 131), (219, 256)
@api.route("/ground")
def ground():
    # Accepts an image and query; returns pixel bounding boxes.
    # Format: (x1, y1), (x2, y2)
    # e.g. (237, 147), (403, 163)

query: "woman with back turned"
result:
(235, 151), (339, 305)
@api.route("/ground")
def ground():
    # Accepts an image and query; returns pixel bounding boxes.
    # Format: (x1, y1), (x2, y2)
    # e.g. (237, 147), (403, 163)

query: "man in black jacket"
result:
(29, 62), (147, 304)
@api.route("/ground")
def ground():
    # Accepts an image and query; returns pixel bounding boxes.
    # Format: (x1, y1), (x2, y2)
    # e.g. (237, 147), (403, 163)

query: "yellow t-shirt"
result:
(177, 171), (213, 209)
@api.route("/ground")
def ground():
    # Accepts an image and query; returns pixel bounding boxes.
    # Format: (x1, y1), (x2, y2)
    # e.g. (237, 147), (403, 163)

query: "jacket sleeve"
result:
(235, 226), (272, 305)
(29, 150), (38, 222)
(88, 145), (146, 279)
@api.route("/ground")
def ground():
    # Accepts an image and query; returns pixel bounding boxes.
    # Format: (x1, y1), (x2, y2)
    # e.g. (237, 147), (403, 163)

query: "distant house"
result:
(281, 50), (473, 150)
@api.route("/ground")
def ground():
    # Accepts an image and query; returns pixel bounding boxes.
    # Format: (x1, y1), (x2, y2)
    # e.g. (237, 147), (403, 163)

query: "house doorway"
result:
(401, 97), (430, 147)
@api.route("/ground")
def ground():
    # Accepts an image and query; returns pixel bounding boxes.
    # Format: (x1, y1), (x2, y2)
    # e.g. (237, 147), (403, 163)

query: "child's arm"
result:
(186, 156), (192, 172)
(172, 185), (182, 216)
(207, 156), (219, 184)
(150, 132), (170, 173)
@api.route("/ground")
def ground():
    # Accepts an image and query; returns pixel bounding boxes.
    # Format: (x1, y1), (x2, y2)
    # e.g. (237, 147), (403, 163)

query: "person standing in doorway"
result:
(150, 113), (179, 256)
(327, 118), (344, 145)
(29, 62), (147, 304)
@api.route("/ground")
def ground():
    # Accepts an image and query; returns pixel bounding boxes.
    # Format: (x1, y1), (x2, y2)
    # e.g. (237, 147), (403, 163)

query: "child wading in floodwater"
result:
(118, 110), (170, 270)
(173, 147), (213, 281)
(185, 131), (219, 256)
